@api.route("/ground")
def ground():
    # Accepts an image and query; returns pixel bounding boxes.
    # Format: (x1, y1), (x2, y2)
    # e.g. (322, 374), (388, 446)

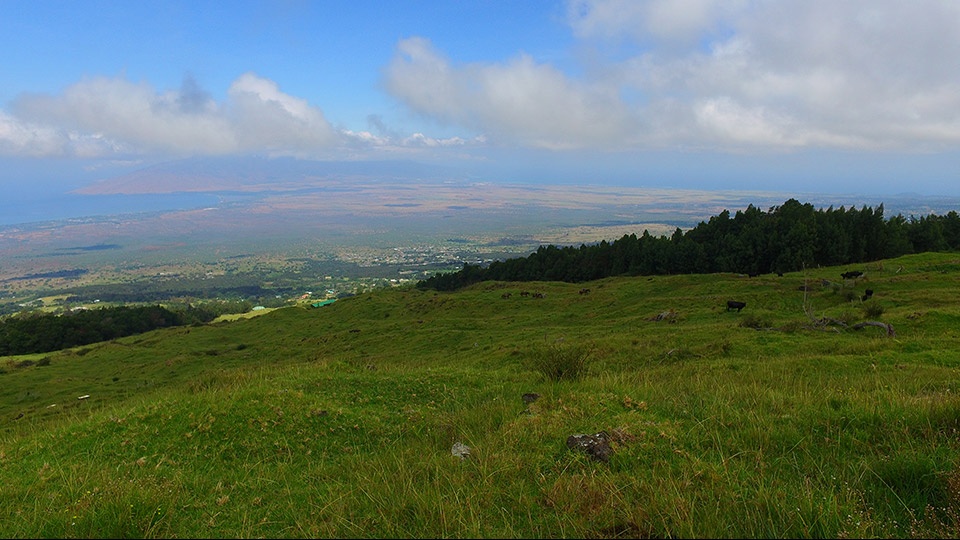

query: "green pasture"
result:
(1, 252), (959, 538)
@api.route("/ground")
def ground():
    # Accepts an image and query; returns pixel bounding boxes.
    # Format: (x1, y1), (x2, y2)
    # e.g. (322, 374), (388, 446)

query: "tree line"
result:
(0, 303), (239, 356)
(417, 199), (960, 291)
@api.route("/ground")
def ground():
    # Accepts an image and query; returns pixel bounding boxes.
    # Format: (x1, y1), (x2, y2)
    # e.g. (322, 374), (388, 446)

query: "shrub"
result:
(529, 342), (592, 382)
(835, 309), (860, 326)
(739, 314), (772, 330)
(863, 302), (885, 318)
(778, 320), (804, 333)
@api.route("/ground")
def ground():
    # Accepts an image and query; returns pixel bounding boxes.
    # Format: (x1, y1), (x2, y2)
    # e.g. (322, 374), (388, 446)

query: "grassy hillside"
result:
(2, 252), (960, 538)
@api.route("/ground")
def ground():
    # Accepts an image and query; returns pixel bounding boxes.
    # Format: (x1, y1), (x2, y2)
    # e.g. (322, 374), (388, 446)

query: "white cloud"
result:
(567, 0), (743, 46)
(11, 76), (235, 155)
(0, 111), (128, 158)
(4, 2), (960, 161)
(0, 70), (488, 161)
(0, 111), (68, 157)
(341, 128), (482, 155)
(227, 73), (338, 153)
(384, 37), (633, 150)
(2, 73), (340, 158)
(384, 1), (960, 153)
(586, 0), (960, 150)
(401, 133), (468, 148)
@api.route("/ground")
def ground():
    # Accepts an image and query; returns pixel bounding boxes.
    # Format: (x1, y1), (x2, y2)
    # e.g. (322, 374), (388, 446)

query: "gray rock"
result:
(451, 441), (471, 460)
(566, 431), (612, 463)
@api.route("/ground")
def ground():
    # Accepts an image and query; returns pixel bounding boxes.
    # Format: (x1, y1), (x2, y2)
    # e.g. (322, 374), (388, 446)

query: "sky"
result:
(2, 0), (960, 199)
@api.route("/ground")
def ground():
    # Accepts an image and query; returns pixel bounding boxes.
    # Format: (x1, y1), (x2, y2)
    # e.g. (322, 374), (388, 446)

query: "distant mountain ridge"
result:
(74, 156), (454, 195)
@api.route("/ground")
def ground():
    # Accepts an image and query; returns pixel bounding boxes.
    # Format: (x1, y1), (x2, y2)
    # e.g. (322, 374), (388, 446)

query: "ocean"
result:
(0, 192), (221, 227)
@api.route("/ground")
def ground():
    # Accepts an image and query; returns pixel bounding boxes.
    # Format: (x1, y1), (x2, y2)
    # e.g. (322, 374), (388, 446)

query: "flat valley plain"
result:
(2, 169), (958, 311)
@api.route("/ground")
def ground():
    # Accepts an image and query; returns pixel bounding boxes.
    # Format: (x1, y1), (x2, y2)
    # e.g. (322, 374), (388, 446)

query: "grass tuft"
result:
(863, 302), (886, 318)
(528, 342), (593, 382)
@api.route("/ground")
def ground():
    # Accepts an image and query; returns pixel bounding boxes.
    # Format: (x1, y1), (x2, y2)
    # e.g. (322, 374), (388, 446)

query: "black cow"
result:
(726, 300), (746, 312)
(861, 289), (874, 301)
(841, 270), (864, 280)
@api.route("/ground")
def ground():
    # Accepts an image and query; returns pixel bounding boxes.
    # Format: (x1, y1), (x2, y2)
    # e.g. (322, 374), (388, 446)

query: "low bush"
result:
(739, 314), (772, 330)
(863, 302), (885, 318)
(529, 342), (592, 382)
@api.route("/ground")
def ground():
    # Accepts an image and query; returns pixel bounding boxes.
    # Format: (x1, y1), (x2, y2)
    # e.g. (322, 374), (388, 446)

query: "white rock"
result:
(451, 441), (471, 460)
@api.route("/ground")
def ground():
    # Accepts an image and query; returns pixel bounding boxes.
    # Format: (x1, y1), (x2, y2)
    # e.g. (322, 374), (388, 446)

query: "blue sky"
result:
(2, 0), (960, 198)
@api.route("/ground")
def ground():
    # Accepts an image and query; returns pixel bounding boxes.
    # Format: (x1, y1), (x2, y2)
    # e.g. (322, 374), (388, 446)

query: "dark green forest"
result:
(418, 199), (960, 291)
(0, 304), (236, 356)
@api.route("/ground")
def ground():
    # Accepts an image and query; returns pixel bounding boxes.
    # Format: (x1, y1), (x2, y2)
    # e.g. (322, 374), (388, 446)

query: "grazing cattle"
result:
(519, 291), (530, 297)
(579, 288), (591, 295)
(532, 292), (545, 299)
(861, 289), (874, 301)
(726, 300), (747, 312)
(748, 272), (760, 278)
(777, 272), (784, 277)
(841, 270), (864, 280)
(501, 293), (512, 299)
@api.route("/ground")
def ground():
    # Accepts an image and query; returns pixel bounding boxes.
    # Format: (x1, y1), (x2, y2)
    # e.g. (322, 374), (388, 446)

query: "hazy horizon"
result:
(2, 155), (958, 229)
